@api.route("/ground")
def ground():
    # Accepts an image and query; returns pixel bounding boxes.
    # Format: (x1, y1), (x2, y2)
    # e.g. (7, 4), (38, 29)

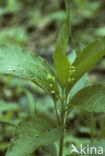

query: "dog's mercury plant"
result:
(0, 0), (105, 156)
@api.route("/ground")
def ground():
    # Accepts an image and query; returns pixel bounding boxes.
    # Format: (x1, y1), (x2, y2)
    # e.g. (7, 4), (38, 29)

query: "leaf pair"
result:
(66, 39), (105, 113)
(53, 5), (105, 93)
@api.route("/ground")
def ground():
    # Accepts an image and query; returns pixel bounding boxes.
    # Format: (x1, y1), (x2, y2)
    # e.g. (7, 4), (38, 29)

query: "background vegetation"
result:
(0, 0), (105, 155)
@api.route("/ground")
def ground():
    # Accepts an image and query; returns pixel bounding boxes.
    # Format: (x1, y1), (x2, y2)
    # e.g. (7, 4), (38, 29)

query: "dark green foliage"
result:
(6, 114), (62, 156)
(68, 85), (105, 113)
(0, 0), (105, 156)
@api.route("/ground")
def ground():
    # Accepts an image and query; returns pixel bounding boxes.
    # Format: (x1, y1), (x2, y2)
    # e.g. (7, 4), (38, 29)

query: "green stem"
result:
(59, 89), (65, 156)
(54, 100), (60, 126)
(59, 111), (64, 156)
(91, 112), (94, 142)
(59, 130), (64, 156)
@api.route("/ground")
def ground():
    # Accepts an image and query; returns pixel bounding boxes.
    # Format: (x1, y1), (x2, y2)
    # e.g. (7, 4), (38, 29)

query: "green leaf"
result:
(68, 85), (105, 113)
(68, 50), (77, 64)
(53, 3), (71, 88)
(0, 44), (58, 96)
(68, 73), (88, 101)
(6, 114), (63, 156)
(53, 51), (70, 88)
(71, 37), (105, 89)
(54, 20), (70, 55)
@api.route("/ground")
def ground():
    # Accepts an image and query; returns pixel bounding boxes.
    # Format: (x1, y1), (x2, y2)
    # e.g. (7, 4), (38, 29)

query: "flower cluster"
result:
(68, 66), (76, 83)
(47, 74), (56, 94)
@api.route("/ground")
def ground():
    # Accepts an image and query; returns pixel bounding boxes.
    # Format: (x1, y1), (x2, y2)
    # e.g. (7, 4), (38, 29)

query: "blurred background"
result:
(0, 0), (105, 155)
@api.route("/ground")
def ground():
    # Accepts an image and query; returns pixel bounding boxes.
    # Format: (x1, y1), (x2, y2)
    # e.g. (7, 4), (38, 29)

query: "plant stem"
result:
(59, 131), (64, 156)
(59, 111), (64, 156)
(59, 89), (65, 156)
(91, 112), (94, 142)
(54, 100), (60, 126)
